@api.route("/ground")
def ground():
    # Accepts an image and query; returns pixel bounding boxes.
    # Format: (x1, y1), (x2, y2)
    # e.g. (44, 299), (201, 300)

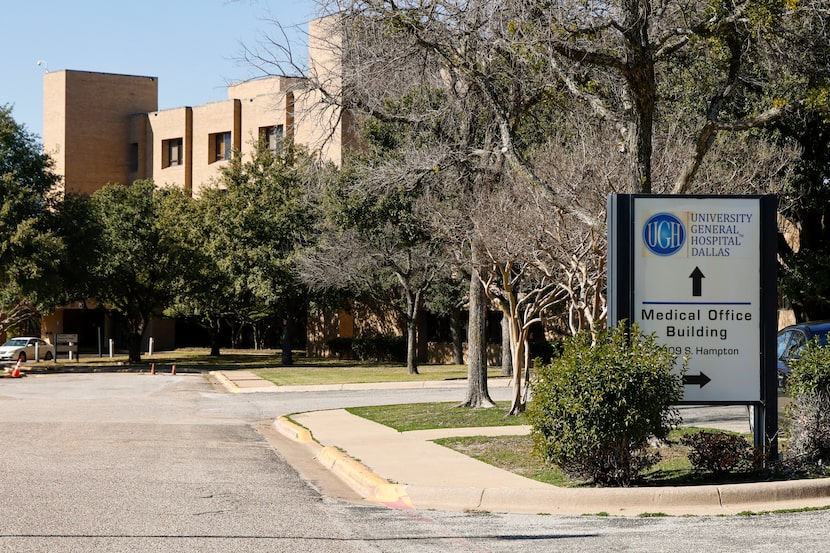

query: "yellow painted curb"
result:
(316, 446), (412, 506)
(273, 416), (315, 443)
(209, 370), (241, 393)
(273, 416), (412, 507)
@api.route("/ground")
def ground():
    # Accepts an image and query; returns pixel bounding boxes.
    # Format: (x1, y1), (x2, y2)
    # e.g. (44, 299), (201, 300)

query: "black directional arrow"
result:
(689, 266), (705, 297)
(683, 372), (711, 388)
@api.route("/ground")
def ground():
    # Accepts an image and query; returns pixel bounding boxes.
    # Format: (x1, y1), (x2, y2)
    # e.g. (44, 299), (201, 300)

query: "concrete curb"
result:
(316, 446), (413, 506)
(219, 372), (830, 516)
(273, 417), (413, 507)
(406, 479), (830, 516)
(274, 416), (315, 443)
(274, 413), (830, 516)
(210, 371), (240, 393)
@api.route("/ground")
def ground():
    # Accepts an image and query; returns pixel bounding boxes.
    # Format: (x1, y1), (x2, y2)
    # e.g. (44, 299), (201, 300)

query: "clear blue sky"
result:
(2, 0), (317, 139)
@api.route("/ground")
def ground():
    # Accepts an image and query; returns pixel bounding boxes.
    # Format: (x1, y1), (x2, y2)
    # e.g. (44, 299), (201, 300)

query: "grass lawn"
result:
(345, 402), (769, 487)
(347, 401), (528, 431)
(25, 348), (504, 386)
(255, 364), (505, 387)
(433, 430), (721, 487)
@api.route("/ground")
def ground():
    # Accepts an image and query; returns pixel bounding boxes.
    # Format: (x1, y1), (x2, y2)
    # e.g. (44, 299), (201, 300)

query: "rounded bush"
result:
(785, 340), (830, 467)
(682, 430), (754, 476)
(527, 324), (684, 486)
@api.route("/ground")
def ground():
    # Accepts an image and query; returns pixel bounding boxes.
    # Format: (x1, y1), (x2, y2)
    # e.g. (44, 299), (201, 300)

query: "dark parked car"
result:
(777, 321), (830, 388)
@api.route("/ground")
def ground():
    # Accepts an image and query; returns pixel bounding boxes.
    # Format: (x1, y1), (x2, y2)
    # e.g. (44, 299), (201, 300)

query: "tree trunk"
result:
(281, 320), (294, 365)
(208, 319), (221, 357)
(406, 316), (419, 374)
(498, 306), (528, 415)
(501, 313), (513, 377)
(127, 331), (143, 364)
(508, 327), (527, 415)
(450, 307), (464, 365)
(125, 312), (147, 364)
(281, 302), (295, 365)
(405, 291), (419, 375)
(622, 0), (656, 194)
(458, 267), (495, 408)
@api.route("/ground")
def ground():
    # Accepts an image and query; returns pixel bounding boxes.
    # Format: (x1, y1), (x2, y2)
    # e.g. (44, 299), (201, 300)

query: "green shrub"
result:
(682, 430), (755, 476)
(784, 340), (830, 467)
(787, 339), (830, 398)
(351, 335), (406, 362)
(327, 337), (354, 359)
(527, 324), (684, 487)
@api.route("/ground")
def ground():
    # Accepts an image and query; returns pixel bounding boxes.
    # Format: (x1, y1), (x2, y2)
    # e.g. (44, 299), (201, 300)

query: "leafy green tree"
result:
(50, 191), (108, 320)
(86, 181), (187, 363)
(217, 144), (318, 364)
(301, 163), (445, 374)
(161, 188), (237, 356)
(775, 76), (830, 319)
(528, 324), (684, 486)
(422, 271), (468, 366)
(0, 105), (63, 335)
(258, 2), (830, 390)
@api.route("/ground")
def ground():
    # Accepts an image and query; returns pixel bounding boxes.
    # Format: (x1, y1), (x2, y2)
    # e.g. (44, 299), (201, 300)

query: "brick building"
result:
(43, 18), (351, 198)
(37, 16), (487, 362)
(40, 17), (363, 355)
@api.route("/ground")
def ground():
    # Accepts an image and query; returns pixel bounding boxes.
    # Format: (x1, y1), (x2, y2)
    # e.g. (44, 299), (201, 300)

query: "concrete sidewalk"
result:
(209, 369), (513, 393)
(213, 370), (830, 516)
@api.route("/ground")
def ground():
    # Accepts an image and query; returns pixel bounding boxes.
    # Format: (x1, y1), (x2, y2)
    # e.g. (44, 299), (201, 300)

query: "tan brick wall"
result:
(228, 75), (303, 99)
(42, 71), (67, 182)
(147, 107), (190, 191)
(43, 70), (158, 195)
(294, 16), (346, 165)
(237, 88), (290, 158)
(143, 85), (297, 196)
(42, 19), (350, 198)
(190, 100), (237, 194)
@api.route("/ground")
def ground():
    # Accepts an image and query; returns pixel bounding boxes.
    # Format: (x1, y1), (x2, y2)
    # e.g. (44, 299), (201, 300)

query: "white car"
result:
(0, 337), (53, 362)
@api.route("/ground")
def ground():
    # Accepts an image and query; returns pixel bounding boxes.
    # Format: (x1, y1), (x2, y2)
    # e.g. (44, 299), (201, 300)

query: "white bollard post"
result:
(109, 339), (114, 358)
(148, 337), (154, 356)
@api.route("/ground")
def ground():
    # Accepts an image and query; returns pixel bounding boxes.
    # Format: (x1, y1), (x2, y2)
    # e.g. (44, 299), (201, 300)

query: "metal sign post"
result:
(608, 194), (778, 458)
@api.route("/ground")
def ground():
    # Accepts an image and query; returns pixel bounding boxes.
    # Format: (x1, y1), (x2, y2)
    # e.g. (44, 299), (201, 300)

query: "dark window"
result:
(128, 143), (139, 172)
(163, 138), (183, 168)
(210, 131), (232, 162)
(261, 125), (283, 153)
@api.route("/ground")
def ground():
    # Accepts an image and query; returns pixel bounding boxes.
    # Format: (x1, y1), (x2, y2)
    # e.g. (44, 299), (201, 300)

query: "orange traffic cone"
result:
(171, 364), (177, 375)
(11, 359), (21, 378)
(150, 363), (156, 375)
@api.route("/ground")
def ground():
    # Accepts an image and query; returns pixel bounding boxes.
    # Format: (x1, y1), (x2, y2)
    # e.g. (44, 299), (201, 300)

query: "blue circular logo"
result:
(643, 213), (685, 256)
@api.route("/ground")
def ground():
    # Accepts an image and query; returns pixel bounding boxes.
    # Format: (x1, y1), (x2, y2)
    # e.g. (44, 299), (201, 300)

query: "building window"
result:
(260, 125), (283, 153)
(209, 131), (232, 163)
(128, 143), (139, 172)
(162, 138), (183, 168)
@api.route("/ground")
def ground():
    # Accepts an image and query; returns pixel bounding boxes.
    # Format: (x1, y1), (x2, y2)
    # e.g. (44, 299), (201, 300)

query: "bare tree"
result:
(242, 0), (828, 403)
(458, 177), (605, 414)
(299, 170), (447, 374)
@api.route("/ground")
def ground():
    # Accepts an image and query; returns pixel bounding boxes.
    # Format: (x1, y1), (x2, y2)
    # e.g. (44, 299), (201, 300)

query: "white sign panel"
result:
(633, 197), (761, 402)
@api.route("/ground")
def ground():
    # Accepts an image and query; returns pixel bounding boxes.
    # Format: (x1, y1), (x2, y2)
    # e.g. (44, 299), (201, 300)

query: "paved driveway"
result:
(0, 372), (826, 553)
